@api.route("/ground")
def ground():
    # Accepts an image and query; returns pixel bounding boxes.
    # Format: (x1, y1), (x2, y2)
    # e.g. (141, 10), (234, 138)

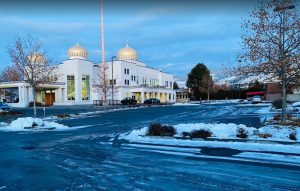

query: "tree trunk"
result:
(33, 87), (37, 118)
(282, 77), (287, 122)
(207, 90), (210, 101)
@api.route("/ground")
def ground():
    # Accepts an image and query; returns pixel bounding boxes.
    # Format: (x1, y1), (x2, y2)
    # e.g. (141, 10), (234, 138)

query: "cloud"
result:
(0, 17), (98, 33)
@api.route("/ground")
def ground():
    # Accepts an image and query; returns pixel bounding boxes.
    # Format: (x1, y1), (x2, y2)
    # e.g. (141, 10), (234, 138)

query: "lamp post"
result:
(274, 3), (295, 122)
(111, 56), (117, 105)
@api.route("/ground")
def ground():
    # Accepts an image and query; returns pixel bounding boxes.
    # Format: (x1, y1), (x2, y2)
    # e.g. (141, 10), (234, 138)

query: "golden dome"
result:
(68, 43), (88, 59)
(117, 44), (138, 61)
(27, 52), (46, 64)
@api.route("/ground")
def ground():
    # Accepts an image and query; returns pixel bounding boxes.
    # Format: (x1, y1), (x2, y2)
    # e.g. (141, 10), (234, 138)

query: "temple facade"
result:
(0, 43), (176, 107)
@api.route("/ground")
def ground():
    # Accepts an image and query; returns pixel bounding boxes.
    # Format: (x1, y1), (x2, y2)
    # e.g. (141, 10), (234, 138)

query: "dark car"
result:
(0, 102), (11, 111)
(121, 97), (137, 105)
(144, 98), (160, 104)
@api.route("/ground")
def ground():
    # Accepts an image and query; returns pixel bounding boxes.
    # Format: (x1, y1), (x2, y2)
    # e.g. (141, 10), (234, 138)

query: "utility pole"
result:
(111, 56), (116, 105)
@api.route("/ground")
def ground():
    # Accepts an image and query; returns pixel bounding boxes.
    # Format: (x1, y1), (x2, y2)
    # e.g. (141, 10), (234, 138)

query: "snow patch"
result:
(121, 123), (300, 144)
(0, 117), (70, 131)
(292, 102), (300, 107)
(173, 103), (200, 106)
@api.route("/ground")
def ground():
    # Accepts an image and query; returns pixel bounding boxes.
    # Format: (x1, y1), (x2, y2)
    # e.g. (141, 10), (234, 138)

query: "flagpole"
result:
(101, 0), (106, 104)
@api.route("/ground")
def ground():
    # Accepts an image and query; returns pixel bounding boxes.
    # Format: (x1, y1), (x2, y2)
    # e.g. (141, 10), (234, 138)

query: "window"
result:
(67, 75), (75, 100)
(165, 81), (168, 87)
(41, 91), (45, 102)
(170, 81), (172, 88)
(82, 75), (90, 100)
(131, 75), (134, 81)
(124, 68), (130, 74)
(124, 79), (130, 85)
(109, 79), (116, 85)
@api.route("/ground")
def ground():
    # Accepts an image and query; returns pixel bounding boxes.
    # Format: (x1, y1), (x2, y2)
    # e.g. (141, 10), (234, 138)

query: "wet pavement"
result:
(0, 104), (299, 190)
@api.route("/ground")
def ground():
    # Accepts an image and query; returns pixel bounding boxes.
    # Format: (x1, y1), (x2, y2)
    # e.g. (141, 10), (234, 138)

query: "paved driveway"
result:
(0, 104), (299, 190)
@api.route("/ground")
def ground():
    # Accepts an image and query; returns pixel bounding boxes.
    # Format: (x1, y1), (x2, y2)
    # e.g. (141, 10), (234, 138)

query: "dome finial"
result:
(68, 43), (88, 60)
(117, 43), (137, 61)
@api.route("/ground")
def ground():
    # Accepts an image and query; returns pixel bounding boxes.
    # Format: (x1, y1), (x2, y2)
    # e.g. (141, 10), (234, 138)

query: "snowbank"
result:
(121, 123), (300, 156)
(0, 117), (69, 131)
(173, 103), (200, 106)
(122, 123), (256, 140)
(259, 125), (300, 141)
(292, 102), (300, 107)
(122, 123), (300, 142)
(203, 99), (243, 104)
(255, 105), (272, 114)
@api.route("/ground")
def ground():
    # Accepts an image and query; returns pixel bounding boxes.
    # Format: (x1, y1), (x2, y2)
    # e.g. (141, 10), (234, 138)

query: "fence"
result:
(93, 100), (121, 106)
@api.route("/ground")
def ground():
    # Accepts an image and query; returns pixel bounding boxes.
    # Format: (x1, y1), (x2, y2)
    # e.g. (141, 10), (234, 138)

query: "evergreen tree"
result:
(186, 63), (212, 100)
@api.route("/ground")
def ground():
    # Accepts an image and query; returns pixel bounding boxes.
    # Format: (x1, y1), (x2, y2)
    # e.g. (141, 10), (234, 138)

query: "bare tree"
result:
(94, 64), (118, 105)
(0, 65), (22, 82)
(7, 35), (57, 117)
(234, 0), (300, 121)
(201, 74), (214, 101)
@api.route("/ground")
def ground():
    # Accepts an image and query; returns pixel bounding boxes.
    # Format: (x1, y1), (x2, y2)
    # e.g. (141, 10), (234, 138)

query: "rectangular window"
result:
(127, 69), (129, 74)
(131, 75), (134, 81)
(41, 91), (45, 102)
(124, 68), (127, 74)
(170, 81), (172, 88)
(67, 75), (75, 100)
(82, 75), (90, 100)
(165, 81), (168, 87)
(110, 79), (117, 85)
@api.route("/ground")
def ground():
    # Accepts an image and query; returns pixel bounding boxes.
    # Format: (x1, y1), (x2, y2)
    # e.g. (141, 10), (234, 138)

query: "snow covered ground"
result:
(173, 99), (244, 106)
(122, 123), (300, 142)
(120, 122), (300, 165)
(0, 117), (72, 131)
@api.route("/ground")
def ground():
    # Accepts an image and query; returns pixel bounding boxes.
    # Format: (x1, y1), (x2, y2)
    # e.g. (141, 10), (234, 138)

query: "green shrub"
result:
(236, 128), (248, 138)
(272, 100), (282, 109)
(289, 133), (297, 141)
(273, 114), (280, 121)
(258, 133), (272, 138)
(0, 111), (23, 116)
(287, 113), (293, 120)
(57, 113), (71, 118)
(28, 101), (45, 107)
(147, 123), (176, 136)
(181, 132), (190, 138)
(190, 129), (212, 139)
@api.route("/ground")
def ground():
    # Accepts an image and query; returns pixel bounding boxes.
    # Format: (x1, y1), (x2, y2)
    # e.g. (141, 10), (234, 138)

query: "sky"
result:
(0, 0), (257, 79)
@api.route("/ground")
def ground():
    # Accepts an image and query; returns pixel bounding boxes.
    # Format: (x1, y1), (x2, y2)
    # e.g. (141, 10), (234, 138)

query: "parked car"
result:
(0, 102), (11, 112)
(144, 98), (160, 104)
(121, 97), (137, 105)
(252, 95), (262, 104)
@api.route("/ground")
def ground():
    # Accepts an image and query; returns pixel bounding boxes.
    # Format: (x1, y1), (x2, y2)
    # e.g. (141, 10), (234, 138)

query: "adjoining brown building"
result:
(265, 83), (282, 101)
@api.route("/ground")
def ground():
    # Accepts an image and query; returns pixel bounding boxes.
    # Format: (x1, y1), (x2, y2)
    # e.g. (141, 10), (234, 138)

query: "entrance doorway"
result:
(45, 92), (55, 106)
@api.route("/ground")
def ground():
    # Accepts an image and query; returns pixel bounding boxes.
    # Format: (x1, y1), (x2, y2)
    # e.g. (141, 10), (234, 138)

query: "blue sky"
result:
(0, 0), (255, 79)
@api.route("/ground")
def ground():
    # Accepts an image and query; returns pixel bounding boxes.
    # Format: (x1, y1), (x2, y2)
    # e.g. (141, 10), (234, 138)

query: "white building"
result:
(0, 43), (176, 107)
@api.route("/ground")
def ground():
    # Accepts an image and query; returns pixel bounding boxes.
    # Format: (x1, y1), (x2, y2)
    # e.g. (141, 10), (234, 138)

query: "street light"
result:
(111, 56), (117, 105)
(274, 3), (295, 121)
